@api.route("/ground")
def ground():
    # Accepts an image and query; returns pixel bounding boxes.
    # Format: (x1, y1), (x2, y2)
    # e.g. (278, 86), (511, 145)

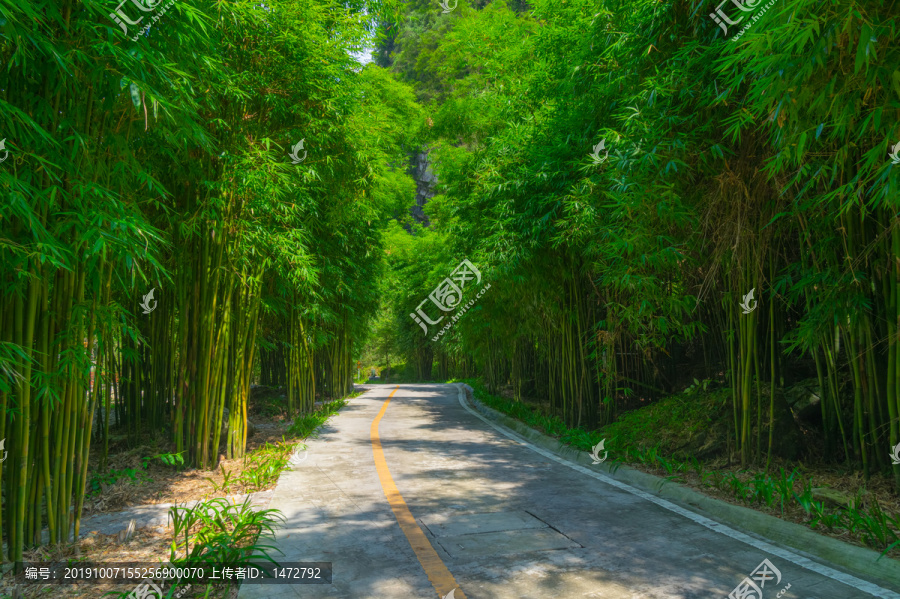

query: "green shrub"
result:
(167, 497), (285, 594)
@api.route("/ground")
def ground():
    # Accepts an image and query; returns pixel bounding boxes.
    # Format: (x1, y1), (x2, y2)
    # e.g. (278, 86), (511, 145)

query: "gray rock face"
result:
(408, 149), (436, 226)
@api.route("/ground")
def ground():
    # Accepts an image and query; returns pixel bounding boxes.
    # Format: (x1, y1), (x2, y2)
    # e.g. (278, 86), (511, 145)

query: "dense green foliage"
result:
(0, 0), (414, 563)
(375, 0), (900, 487)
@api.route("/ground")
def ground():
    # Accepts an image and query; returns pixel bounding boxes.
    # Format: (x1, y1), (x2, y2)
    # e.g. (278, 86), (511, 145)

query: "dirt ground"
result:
(82, 390), (299, 518)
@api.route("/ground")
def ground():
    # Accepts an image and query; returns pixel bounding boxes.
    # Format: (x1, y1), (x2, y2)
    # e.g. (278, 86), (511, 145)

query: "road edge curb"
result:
(455, 383), (900, 593)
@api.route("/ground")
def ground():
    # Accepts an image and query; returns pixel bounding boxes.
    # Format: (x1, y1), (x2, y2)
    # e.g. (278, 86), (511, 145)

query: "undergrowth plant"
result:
(168, 497), (285, 592)
(143, 452), (186, 470)
(239, 449), (290, 492)
(207, 466), (237, 496)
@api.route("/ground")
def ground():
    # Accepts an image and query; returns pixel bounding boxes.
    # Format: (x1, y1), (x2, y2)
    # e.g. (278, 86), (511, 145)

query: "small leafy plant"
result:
(683, 378), (712, 396)
(207, 466), (237, 495)
(772, 468), (796, 516)
(142, 451), (186, 470)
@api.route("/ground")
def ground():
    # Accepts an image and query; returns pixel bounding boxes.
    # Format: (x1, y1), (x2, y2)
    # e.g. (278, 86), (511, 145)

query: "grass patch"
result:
(600, 388), (729, 458)
(287, 396), (349, 438)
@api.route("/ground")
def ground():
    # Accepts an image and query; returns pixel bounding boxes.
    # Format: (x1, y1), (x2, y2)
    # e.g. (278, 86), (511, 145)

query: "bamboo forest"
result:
(1, 0), (899, 597)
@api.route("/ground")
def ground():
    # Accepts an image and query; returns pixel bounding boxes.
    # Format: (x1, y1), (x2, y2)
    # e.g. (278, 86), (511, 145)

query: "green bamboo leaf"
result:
(854, 24), (871, 73)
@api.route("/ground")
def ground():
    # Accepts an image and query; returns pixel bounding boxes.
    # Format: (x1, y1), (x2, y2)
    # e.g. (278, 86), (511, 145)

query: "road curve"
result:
(238, 383), (899, 599)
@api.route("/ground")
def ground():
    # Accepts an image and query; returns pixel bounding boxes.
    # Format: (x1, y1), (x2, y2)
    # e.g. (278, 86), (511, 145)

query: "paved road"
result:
(238, 384), (900, 599)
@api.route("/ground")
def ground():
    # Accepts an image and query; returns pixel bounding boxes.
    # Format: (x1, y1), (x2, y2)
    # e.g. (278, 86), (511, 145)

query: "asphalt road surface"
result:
(237, 383), (900, 599)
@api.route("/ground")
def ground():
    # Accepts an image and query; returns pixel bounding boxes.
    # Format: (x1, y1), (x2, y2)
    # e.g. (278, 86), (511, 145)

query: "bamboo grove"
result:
(0, 0), (416, 564)
(375, 0), (900, 482)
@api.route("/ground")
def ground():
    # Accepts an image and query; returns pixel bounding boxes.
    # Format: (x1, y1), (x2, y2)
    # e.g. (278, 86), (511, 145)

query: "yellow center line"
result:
(371, 386), (466, 599)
